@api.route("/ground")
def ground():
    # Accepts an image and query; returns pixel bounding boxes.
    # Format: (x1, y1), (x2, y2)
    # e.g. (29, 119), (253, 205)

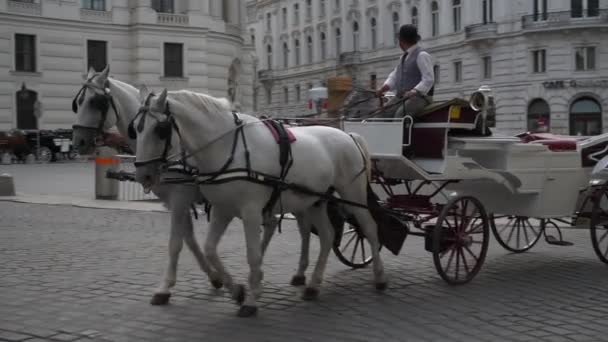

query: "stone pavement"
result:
(2, 202), (608, 342)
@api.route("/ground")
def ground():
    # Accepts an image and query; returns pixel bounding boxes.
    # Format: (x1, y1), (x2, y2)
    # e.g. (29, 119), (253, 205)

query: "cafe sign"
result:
(543, 79), (608, 89)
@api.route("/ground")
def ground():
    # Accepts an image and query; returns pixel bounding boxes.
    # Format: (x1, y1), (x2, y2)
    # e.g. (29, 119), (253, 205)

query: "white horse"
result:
(132, 88), (388, 317)
(71, 66), (225, 305)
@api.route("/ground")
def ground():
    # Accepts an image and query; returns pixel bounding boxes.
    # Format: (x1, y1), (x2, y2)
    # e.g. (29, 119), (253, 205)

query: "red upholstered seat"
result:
(517, 132), (580, 152)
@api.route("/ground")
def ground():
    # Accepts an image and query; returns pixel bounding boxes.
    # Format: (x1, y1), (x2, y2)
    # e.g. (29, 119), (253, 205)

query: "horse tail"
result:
(349, 133), (372, 183)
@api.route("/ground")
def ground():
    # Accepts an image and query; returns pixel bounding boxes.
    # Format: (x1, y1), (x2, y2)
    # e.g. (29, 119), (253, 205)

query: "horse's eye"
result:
(127, 122), (137, 139)
(155, 121), (172, 140)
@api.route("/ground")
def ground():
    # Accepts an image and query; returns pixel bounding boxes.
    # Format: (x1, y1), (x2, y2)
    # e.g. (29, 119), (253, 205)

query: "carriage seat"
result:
(517, 132), (580, 152)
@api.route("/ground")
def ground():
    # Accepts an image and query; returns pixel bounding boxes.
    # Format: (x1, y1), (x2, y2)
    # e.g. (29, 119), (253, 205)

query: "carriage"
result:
(310, 86), (608, 285)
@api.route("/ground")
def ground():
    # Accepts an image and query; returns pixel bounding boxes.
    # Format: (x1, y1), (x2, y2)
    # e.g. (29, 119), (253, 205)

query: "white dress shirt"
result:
(382, 44), (435, 96)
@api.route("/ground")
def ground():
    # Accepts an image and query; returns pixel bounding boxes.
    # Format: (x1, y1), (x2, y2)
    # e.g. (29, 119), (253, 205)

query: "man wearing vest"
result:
(376, 24), (435, 118)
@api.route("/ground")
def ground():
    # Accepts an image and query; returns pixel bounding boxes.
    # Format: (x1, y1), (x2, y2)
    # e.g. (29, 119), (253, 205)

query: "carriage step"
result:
(545, 235), (574, 246)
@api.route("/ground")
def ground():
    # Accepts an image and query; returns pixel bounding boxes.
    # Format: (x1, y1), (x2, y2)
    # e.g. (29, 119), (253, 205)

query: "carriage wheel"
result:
(432, 196), (489, 285)
(490, 215), (543, 253)
(332, 222), (375, 269)
(590, 186), (608, 264)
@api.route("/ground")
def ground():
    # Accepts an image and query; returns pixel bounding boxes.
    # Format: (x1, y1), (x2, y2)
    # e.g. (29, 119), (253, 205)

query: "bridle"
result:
(71, 75), (120, 139)
(128, 93), (181, 168)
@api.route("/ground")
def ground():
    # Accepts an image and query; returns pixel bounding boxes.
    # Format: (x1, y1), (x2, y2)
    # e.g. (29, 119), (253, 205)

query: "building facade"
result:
(0, 0), (254, 130)
(247, 0), (608, 136)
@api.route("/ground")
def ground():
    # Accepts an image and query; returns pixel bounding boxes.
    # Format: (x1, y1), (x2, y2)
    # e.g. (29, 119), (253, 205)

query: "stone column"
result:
(209, 0), (222, 18)
(226, 0), (239, 25)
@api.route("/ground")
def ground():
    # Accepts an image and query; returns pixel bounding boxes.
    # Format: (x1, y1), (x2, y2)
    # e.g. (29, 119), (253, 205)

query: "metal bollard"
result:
(95, 146), (119, 200)
(0, 173), (15, 196)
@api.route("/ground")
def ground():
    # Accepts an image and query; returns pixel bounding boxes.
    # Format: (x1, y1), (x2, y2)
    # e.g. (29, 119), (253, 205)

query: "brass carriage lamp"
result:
(469, 85), (496, 133)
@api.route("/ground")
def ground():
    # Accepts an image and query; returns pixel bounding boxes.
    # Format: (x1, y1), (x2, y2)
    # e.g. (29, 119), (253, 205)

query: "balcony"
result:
(258, 69), (274, 81)
(80, 8), (112, 22)
(339, 52), (361, 66)
(157, 13), (189, 26)
(522, 9), (608, 31)
(464, 22), (498, 41)
(7, 0), (41, 16)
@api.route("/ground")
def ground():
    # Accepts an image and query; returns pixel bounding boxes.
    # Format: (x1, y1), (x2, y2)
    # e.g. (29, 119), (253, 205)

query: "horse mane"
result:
(168, 90), (232, 117)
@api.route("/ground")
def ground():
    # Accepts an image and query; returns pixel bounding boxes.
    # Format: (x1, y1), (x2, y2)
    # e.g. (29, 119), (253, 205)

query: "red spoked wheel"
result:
(590, 186), (608, 264)
(490, 215), (544, 253)
(432, 196), (490, 285)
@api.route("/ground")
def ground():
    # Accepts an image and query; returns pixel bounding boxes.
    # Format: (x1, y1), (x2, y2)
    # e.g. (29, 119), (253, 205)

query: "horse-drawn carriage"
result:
(324, 86), (608, 285)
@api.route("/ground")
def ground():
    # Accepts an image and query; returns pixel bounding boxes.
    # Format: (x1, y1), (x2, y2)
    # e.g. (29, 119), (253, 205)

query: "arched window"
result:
(335, 28), (341, 56)
(527, 99), (550, 133)
(431, 1), (439, 37)
(392, 12), (400, 46)
(294, 39), (301, 66)
(453, 0), (462, 32)
(370, 18), (377, 49)
(411, 7), (418, 27)
(307, 35), (313, 64)
(266, 44), (273, 69)
(353, 21), (360, 51)
(320, 32), (327, 59)
(282, 42), (289, 68)
(570, 97), (602, 136)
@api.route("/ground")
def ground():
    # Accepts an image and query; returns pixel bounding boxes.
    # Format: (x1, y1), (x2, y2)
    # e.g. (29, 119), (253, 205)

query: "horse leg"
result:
(237, 210), (265, 318)
(339, 187), (387, 290)
(260, 215), (277, 257)
(203, 208), (243, 303)
(290, 214), (310, 286)
(302, 203), (334, 301)
(151, 208), (185, 305)
(181, 208), (223, 289)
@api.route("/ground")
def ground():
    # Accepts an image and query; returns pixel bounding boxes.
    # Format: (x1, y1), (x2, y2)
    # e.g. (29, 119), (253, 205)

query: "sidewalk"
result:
(0, 193), (168, 212)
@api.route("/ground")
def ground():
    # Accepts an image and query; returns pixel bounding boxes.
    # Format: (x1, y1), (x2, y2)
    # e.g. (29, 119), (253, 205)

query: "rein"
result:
(71, 76), (121, 140)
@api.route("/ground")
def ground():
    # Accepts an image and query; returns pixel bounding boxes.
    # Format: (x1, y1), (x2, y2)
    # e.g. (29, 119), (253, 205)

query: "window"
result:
(294, 39), (301, 66)
(533, 0), (548, 21)
(370, 73), (377, 90)
(283, 42), (289, 68)
(532, 49), (546, 73)
(152, 0), (173, 13)
(320, 0), (326, 17)
(571, 0), (583, 17)
(335, 0), (340, 11)
(295, 85), (301, 102)
(307, 36), (313, 64)
(294, 3), (300, 25)
(482, 56), (492, 79)
(282, 7), (287, 29)
(283, 87), (289, 104)
(588, 0), (599, 16)
(321, 32), (327, 59)
(251, 34), (255, 46)
(370, 18), (377, 49)
(431, 2), (439, 37)
(87, 40), (107, 72)
(164, 43), (183, 77)
(392, 12), (400, 46)
(575, 46), (596, 71)
(267, 44), (273, 69)
(570, 97), (602, 136)
(266, 13), (272, 31)
(528, 99), (550, 133)
(352, 21), (359, 52)
(482, 0), (493, 24)
(335, 28), (341, 56)
(266, 87), (272, 105)
(453, 0), (462, 32)
(82, 0), (105, 11)
(411, 7), (418, 27)
(15, 34), (36, 72)
(433, 65), (440, 84)
(306, 0), (312, 20)
(454, 61), (462, 83)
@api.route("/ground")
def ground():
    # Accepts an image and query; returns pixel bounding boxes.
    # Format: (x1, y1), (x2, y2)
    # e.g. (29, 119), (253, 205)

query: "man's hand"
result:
(404, 89), (419, 98)
(376, 85), (390, 98)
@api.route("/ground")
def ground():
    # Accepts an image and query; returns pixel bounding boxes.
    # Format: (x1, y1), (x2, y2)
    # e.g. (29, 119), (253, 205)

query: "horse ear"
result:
(157, 88), (168, 108)
(138, 85), (149, 104)
(99, 65), (110, 81)
(86, 67), (96, 80)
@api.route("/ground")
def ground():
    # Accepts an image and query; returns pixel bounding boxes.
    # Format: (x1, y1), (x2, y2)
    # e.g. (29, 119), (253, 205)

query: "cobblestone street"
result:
(3, 202), (608, 342)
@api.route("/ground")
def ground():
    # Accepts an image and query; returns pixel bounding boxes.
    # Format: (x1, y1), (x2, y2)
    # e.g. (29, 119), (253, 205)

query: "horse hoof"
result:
(232, 284), (246, 305)
(150, 293), (171, 305)
(290, 275), (306, 286)
(375, 282), (388, 291)
(211, 279), (223, 289)
(237, 305), (258, 318)
(302, 287), (319, 301)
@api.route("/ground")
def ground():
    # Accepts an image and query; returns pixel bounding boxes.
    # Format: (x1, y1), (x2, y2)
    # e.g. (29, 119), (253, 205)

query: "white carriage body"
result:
(343, 117), (605, 219)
